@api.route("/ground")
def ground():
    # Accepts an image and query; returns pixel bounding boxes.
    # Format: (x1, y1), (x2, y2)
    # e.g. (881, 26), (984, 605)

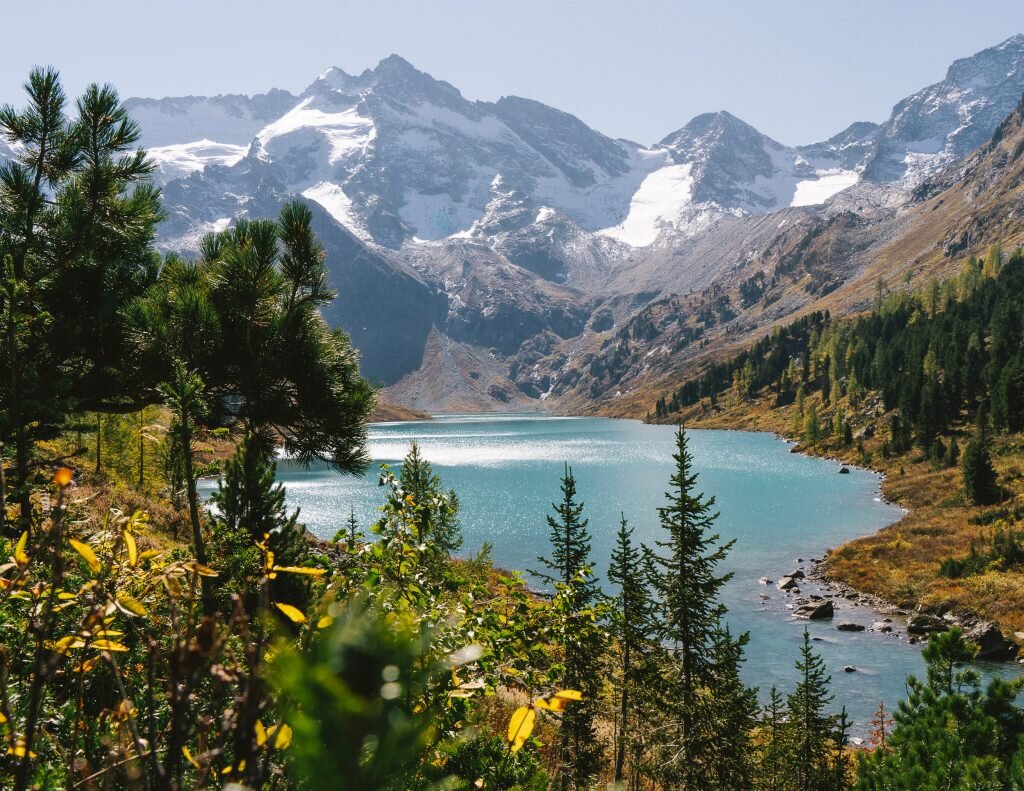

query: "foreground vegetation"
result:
(4, 69), (1024, 789)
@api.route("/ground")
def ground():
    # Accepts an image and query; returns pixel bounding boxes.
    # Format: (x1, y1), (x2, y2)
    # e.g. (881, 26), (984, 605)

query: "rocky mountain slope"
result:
(5, 35), (1024, 411)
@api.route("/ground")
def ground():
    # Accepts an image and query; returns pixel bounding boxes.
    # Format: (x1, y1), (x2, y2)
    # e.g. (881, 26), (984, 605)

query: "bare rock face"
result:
(965, 622), (1015, 661)
(794, 600), (834, 620)
(907, 614), (949, 635)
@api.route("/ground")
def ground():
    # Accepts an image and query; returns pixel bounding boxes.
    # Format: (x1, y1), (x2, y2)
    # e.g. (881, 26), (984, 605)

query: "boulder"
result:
(907, 614), (949, 635)
(837, 623), (866, 632)
(854, 425), (875, 440)
(838, 467), (851, 474)
(794, 600), (834, 620)
(965, 621), (1015, 661)
(778, 576), (799, 591)
(844, 665), (857, 673)
(758, 576), (773, 585)
(785, 569), (806, 580)
(872, 622), (893, 633)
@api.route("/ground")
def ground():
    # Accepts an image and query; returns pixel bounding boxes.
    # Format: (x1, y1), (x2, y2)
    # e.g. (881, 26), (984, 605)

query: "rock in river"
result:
(907, 614), (949, 635)
(794, 600), (834, 620)
(837, 622), (866, 632)
(965, 621), (1015, 661)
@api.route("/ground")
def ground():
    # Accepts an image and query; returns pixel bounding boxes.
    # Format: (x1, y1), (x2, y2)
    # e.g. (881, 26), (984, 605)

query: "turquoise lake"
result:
(203, 413), (1020, 732)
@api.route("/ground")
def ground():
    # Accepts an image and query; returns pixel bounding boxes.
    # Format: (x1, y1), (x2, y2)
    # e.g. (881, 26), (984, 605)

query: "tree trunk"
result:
(179, 414), (213, 614)
(94, 414), (102, 474)
(614, 643), (630, 783)
(138, 412), (144, 489)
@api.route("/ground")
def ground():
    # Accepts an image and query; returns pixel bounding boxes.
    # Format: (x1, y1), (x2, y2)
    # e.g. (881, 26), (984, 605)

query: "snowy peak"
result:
(123, 90), (297, 148)
(491, 96), (631, 187)
(862, 33), (1024, 185)
(305, 55), (469, 115)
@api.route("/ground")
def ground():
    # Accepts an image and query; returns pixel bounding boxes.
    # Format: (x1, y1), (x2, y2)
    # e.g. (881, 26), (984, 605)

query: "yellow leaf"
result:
(123, 531), (138, 567)
(139, 549), (162, 561)
(0, 711), (6, 723)
(57, 591), (76, 601)
(507, 705), (535, 751)
(544, 696), (568, 712)
(182, 746), (200, 769)
(90, 639), (129, 652)
(316, 615), (334, 629)
(69, 539), (101, 573)
(14, 531), (28, 566)
(448, 689), (475, 699)
(48, 635), (86, 653)
(54, 467), (73, 487)
(255, 720), (267, 747)
(272, 565), (328, 577)
(116, 594), (147, 617)
(273, 723), (293, 750)
(275, 603), (306, 624)
(554, 689), (583, 701)
(193, 563), (219, 577)
(7, 741), (37, 759)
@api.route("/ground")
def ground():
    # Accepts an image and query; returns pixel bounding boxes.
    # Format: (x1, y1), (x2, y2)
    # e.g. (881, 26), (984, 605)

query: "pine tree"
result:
(786, 630), (837, 790)
(756, 686), (790, 790)
(535, 464), (595, 594)
(536, 465), (605, 790)
(856, 629), (1024, 790)
(209, 437), (311, 614)
(399, 442), (463, 557)
(0, 70), (161, 524)
(962, 433), (1000, 505)
(608, 513), (654, 785)
(643, 425), (755, 787)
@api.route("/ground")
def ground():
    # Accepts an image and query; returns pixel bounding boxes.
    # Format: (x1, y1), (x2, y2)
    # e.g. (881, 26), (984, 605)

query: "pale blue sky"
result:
(3, 1), (1024, 146)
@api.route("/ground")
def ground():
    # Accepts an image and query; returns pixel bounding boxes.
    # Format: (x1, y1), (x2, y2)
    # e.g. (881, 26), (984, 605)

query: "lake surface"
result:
(201, 414), (1019, 731)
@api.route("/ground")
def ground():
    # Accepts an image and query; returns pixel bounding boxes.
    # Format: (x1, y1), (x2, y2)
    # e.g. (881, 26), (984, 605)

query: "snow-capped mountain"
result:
(4, 34), (1024, 409)
(145, 55), (874, 254)
(861, 33), (1024, 185)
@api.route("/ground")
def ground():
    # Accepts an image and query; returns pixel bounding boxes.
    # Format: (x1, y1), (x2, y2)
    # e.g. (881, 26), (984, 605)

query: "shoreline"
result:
(655, 412), (1024, 664)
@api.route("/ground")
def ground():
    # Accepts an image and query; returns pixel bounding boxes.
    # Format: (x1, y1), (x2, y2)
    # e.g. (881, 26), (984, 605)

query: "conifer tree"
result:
(856, 630), (1024, 790)
(536, 465), (605, 790)
(643, 425), (755, 787)
(535, 464), (595, 594)
(209, 436), (311, 614)
(962, 433), (1000, 505)
(756, 687), (789, 790)
(399, 442), (462, 557)
(786, 630), (838, 791)
(607, 513), (653, 785)
(803, 403), (821, 447)
(0, 70), (161, 523)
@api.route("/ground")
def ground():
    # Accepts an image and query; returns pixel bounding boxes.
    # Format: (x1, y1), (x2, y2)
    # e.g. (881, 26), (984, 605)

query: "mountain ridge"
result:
(8, 35), (1024, 411)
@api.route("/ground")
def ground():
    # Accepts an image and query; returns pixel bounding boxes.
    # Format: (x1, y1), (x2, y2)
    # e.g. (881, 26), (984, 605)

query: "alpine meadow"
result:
(7, 4), (1024, 789)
